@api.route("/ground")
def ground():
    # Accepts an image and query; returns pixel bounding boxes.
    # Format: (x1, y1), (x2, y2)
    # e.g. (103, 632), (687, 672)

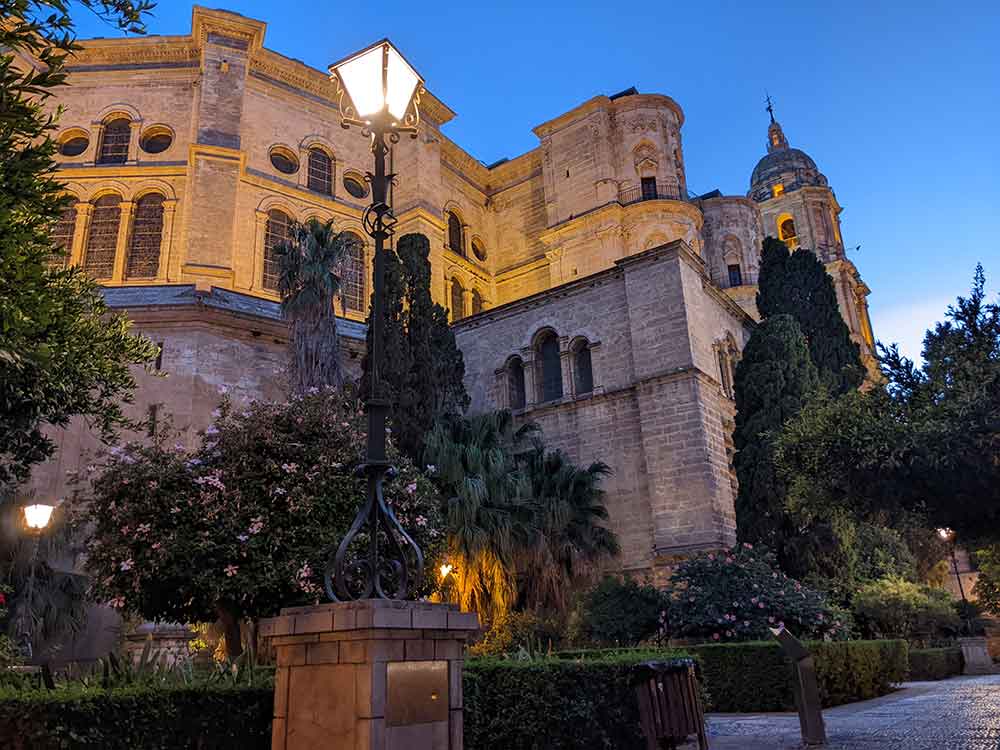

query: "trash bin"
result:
(633, 658), (708, 750)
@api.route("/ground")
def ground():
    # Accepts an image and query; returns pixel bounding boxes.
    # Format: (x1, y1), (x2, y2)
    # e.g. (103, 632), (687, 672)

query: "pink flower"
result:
(109, 597), (125, 609)
(768, 616), (775, 623)
(708, 554), (715, 561)
(743, 543), (753, 550)
(405, 482), (418, 495)
(713, 633), (720, 640)
(758, 602), (765, 609)
(281, 463), (299, 473)
(120, 559), (133, 572)
(151, 542), (162, 551)
(224, 565), (239, 577)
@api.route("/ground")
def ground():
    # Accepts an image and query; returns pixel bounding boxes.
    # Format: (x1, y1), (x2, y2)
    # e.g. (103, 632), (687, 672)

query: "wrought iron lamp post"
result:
(19, 503), (55, 659)
(325, 40), (425, 602)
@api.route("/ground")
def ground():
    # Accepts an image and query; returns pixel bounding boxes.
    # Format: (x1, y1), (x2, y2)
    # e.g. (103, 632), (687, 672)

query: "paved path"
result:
(706, 675), (1000, 749)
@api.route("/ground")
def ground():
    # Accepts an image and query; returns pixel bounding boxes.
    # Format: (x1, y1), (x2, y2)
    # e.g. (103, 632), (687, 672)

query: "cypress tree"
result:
(733, 314), (819, 553)
(362, 234), (469, 463)
(756, 237), (864, 394)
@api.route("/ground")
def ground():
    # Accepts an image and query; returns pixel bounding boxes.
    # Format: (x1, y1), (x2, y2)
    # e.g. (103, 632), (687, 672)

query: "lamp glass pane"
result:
(24, 504), (54, 530)
(336, 46), (385, 118)
(385, 46), (419, 121)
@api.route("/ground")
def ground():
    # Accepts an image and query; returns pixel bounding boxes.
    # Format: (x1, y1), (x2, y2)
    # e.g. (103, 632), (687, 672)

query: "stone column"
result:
(70, 203), (92, 267)
(128, 121), (142, 163)
(461, 289), (473, 320)
(111, 201), (134, 283)
(261, 600), (478, 750)
(158, 199), (177, 281)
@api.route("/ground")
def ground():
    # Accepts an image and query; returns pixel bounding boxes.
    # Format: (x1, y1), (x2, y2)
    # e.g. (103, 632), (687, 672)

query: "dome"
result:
(747, 117), (827, 202)
(750, 147), (818, 187)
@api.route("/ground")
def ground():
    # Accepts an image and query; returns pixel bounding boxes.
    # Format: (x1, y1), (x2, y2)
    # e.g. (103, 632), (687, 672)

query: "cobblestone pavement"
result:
(706, 675), (1000, 749)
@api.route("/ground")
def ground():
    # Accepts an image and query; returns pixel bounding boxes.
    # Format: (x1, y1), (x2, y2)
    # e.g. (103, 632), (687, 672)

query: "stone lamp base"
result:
(260, 601), (479, 750)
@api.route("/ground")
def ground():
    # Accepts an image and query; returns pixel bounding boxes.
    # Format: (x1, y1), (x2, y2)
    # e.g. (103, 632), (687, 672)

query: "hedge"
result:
(464, 652), (691, 750)
(0, 685), (273, 750)
(555, 640), (909, 713)
(908, 647), (964, 681)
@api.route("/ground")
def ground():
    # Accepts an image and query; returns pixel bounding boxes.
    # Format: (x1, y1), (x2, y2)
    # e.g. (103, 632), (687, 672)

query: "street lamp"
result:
(938, 528), (968, 605)
(19, 503), (55, 660)
(325, 40), (425, 602)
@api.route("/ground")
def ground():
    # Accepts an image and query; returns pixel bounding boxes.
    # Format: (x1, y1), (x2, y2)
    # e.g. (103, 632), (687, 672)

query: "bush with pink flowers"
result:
(668, 543), (847, 642)
(72, 387), (444, 654)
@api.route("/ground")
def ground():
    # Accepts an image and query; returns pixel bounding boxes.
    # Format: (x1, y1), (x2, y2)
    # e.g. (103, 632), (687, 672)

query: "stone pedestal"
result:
(959, 636), (996, 675)
(124, 622), (195, 665)
(260, 601), (478, 750)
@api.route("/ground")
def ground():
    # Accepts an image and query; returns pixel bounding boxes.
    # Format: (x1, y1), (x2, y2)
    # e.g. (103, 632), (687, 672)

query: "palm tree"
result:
(275, 219), (362, 393)
(518, 445), (619, 611)
(423, 411), (537, 621)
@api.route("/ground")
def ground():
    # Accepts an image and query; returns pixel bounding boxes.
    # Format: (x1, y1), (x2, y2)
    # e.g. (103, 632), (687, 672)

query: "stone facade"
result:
(26, 7), (876, 584)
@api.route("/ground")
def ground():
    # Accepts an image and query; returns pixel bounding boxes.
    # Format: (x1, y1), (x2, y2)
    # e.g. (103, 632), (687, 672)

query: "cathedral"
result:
(28, 7), (875, 585)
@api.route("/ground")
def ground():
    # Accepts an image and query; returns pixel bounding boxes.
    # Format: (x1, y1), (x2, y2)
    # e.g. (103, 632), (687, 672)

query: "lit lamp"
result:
(24, 503), (55, 532)
(938, 527), (969, 606)
(19, 502), (55, 661)
(325, 41), (425, 602)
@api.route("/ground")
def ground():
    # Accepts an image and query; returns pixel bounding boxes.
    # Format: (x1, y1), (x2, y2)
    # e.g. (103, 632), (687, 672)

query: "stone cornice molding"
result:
(539, 197), (703, 245)
(533, 93), (684, 139)
(72, 36), (198, 68)
(191, 7), (266, 52)
(697, 195), (757, 211)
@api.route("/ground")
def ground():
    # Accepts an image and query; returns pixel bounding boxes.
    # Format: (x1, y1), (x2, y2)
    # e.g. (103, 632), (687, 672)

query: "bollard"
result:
(770, 626), (826, 746)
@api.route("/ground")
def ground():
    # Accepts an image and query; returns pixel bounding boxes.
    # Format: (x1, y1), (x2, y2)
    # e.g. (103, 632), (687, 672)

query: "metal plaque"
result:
(385, 660), (449, 727)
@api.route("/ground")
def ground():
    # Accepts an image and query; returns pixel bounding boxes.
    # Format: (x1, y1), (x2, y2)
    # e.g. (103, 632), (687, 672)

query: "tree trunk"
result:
(216, 604), (243, 659)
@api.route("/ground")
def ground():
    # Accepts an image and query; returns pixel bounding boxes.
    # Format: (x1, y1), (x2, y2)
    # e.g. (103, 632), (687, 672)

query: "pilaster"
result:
(111, 201), (134, 283)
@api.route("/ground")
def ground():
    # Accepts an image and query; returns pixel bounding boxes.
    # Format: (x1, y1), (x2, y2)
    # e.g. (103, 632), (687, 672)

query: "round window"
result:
(270, 149), (299, 175)
(60, 136), (89, 157)
(343, 174), (369, 199)
(472, 240), (488, 262)
(140, 131), (173, 154)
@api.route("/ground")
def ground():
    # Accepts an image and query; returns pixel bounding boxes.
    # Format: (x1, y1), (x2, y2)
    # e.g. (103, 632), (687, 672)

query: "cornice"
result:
(495, 254), (548, 281)
(533, 92), (684, 139)
(539, 196), (702, 244)
(191, 6), (265, 52)
(698, 195), (757, 211)
(71, 36), (198, 69)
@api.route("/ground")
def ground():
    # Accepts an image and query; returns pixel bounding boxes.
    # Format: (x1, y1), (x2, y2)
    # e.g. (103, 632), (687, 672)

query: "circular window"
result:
(270, 148), (299, 175)
(140, 130), (173, 154)
(472, 239), (488, 262)
(343, 174), (369, 199)
(60, 136), (89, 157)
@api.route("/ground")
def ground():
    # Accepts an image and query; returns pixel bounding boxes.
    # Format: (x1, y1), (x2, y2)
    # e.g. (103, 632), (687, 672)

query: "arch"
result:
(450, 277), (465, 320)
(263, 208), (293, 291)
(83, 194), (122, 279)
(471, 287), (484, 315)
(534, 328), (563, 403)
(125, 193), (165, 279)
(130, 178), (177, 202)
(339, 230), (366, 313)
(256, 195), (300, 221)
(306, 147), (334, 195)
(777, 213), (798, 246)
(506, 355), (526, 410)
(88, 184), (129, 202)
(571, 337), (594, 395)
(96, 103), (142, 123)
(446, 210), (464, 256)
(97, 117), (132, 164)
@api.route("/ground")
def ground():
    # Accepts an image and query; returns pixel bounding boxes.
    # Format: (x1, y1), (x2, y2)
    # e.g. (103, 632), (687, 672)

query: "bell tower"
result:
(749, 99), (878, 378)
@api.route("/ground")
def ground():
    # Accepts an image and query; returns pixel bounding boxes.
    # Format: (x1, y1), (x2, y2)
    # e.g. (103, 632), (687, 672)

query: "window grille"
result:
(125, 194), (165, 278)
(450, 279), (464, 320)
(263, 209), (292, 291)
(50, 206), (77, 266)
(340, 233), (365, 312)
(83, 195), (122, 279)
(98, 119), (131, 164)
(447, 212), (463, 255)
(307, 149), (333, 195)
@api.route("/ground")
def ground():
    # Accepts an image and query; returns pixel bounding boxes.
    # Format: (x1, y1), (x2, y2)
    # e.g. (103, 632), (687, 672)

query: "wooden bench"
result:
(634, 659), (709, 750)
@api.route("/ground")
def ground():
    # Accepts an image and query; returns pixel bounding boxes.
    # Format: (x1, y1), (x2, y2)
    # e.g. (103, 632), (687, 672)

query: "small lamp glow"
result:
(938, 527), (954, 541)
(439, 563), (453, 579)
(24, 504), (55, 531)
(330, 39), (422, 127)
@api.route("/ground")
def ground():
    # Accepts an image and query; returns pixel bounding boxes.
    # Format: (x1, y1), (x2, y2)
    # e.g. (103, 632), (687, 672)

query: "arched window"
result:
(471, 288), (483, 315)
(447, 212), (464, 256)
(97, 118), (131, 164)
(450, 278), (465, 320)
(779, 217), (797, 244)
(727, 264), (743, 287)
(573, 340), (593, 395)
(50, 205), (77, 266)
(307, 148), (333, 195)
(263, 209), (292, 291)
(340, 232), (365, 312)
(536, 330), (563, 403)
(125, 193), (165, 279)
(508, 357), (526, 410)
(83, 195), (122, 279)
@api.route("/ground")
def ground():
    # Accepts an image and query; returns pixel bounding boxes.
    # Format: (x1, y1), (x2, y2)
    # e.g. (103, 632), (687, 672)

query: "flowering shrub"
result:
(668, 544), (844, 642)
(73, 388), (444, 635)
(0, 584), (14, 667)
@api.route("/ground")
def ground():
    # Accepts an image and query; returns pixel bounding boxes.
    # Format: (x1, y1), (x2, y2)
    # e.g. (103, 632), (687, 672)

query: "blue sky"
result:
(74, 1), (1000, 360)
